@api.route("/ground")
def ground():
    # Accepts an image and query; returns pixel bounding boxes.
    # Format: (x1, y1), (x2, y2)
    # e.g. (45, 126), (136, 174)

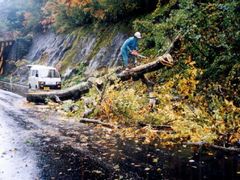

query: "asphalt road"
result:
(0, 90), (38, 179)
(0, 89), (239, 180)
(0, 89), (126, 179)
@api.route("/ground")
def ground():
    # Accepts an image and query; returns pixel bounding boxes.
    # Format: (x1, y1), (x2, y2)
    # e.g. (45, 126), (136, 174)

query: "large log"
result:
(117, 53), (174, 81)
(27, 82), (90, 103)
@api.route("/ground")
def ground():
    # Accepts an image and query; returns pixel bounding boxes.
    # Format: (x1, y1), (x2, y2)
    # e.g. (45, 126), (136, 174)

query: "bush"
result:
(103, 0), (158, 22)
(133, 0), (240, 82)
(46, 0), (158, 31)
(55, 5), (93, 32)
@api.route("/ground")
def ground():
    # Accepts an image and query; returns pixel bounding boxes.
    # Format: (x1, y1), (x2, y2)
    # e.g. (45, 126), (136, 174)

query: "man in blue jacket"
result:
(121, 32), (142, 68)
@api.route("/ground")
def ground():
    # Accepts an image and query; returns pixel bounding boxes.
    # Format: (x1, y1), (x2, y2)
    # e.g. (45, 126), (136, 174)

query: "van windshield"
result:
(40, 69), (60, 78)
(47, 69), (60, 78)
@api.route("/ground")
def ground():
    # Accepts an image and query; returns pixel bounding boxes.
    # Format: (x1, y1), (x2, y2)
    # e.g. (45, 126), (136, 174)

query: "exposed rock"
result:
(85, 33), (126, 75)
(73, 34), (97, 64)
(7, 36), (33, 61)
(5, 29), (127, 84)
(26, 32), (75, 66)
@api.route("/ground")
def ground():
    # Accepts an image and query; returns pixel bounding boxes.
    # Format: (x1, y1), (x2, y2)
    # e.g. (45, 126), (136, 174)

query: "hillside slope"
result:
(1, 0), (239, 146)
(5, 24), (128, 84)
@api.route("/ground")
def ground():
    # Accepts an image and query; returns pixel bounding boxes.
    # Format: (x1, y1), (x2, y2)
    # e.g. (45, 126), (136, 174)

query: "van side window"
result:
(47, 70), (52, 78)
(36, 70), (39, 77)
(31, 70), (36, 76)
(31, 70), (39, 77)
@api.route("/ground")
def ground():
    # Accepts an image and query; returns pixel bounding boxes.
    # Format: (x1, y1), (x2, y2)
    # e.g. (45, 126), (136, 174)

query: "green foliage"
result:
(54, 5), (93, 32)
(226, 63), (240, 106)
(132, 0), (240, 107)
(103, 0), (158, 22)
(133, 0), (186, 55)
(4, 0), (45, 35)
(47, 0), (158, 32)
(183, 2), (240, 80)
(133, 0), (239, 82)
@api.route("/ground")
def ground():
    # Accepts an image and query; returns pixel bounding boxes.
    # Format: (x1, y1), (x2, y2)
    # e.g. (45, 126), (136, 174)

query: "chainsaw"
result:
(131, 51), (174, 67)
(131, 50), (147, 59)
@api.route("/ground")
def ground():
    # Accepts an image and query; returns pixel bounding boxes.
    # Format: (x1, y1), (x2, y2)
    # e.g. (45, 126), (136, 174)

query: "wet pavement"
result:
(0, 90), (38, 179)
(0, 89), (240, 180)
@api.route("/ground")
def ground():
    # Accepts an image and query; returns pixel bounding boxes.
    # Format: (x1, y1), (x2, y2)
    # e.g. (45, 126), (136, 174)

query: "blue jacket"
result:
(121, 37), (138, 53)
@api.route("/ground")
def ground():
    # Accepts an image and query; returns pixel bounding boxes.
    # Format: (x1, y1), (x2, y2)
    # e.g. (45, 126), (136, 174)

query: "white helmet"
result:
(134, 32), (142, 39)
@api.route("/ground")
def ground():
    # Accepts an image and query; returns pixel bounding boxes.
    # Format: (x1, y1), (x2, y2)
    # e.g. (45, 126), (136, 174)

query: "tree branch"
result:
(79, 118), (116, 129)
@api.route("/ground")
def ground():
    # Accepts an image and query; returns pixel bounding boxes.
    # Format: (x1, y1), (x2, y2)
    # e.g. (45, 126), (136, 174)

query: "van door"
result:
(29, 70), (34, 89)
(34, 70), (39, 89)
(29, 70), (39, 89)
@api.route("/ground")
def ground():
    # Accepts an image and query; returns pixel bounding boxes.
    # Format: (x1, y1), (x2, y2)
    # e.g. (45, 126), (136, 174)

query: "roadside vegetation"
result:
(2, 0), (240, 147)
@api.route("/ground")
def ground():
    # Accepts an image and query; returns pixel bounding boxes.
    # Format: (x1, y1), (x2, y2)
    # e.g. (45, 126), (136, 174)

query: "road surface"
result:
(0, 89), (239, 180)
(0, 90), (38, 179)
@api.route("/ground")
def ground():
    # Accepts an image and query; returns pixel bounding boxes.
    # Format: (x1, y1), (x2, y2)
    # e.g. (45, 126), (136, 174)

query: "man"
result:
(120, 32), (142, 68)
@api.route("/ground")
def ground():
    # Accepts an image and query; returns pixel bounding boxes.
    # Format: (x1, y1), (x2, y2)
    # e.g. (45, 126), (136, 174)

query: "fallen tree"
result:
(26, 55), (174, 104)
(27, 82), (90, 103)
(26, 35), (181, 104)
(116, 53), (174, 81)
(26, 54), (173, 104)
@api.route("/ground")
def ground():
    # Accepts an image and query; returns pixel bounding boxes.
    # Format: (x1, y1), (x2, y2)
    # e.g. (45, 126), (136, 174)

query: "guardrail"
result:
(0, 80), (28, 97)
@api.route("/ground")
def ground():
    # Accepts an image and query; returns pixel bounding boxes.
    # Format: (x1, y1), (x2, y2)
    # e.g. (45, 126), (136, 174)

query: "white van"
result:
(28, 65), (61, 90)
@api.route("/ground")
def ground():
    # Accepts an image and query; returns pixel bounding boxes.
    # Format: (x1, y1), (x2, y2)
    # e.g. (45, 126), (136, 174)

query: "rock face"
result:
(8, 37), (33, 61)
(85, 32), (126, 75)
(25, 33), (75, 66)
(72, 34), (97, 64)
(6, 27), (127, 83)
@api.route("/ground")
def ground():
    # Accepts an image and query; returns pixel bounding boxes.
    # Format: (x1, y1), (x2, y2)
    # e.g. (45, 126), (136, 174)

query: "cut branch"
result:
(79, 118), (116, 129)
(184, 142), (240, 153)
(137, 122), (173, 131)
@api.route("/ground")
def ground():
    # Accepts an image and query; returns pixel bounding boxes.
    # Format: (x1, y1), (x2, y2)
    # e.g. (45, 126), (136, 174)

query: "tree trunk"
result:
(27, 82), (90, 103)
(117, 53), (174, 81)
